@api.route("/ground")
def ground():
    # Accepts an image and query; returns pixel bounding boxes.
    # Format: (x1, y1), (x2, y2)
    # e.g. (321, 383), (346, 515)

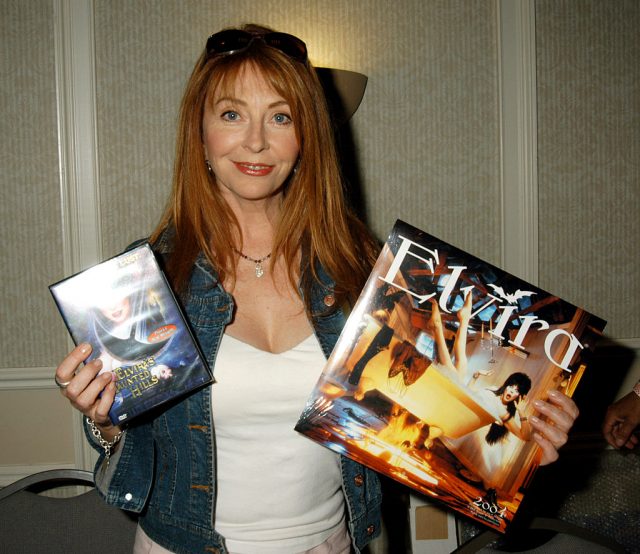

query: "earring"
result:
(205, 159), (213, 175)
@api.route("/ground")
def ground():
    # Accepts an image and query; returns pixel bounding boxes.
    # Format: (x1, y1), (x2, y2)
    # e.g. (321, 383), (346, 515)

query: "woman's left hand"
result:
(529, 389), (579, 465)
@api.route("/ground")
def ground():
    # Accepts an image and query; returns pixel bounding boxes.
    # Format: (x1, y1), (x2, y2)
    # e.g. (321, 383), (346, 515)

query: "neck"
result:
(224, 196), (282, 258)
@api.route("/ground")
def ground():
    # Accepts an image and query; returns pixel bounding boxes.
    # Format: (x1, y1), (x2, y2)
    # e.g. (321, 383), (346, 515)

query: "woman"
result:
(483, 372), (532, 445)
(53, 24), (578, 553)
(470, 372), (534, 489)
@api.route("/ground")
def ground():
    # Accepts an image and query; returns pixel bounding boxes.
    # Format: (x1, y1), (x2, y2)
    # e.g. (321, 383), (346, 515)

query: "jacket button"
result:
(124, 493), (133, 501)
(354, 474), (364, 487)
(367, 524), (375, 535)
(323, 294), (335, 307)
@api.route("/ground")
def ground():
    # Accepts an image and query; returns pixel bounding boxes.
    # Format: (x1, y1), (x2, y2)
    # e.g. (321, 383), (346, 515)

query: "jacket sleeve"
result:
(85, 419), (156, 513)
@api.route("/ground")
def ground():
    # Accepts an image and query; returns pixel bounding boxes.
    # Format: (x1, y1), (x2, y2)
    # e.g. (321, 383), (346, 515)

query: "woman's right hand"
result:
(55, 343), (121, 440)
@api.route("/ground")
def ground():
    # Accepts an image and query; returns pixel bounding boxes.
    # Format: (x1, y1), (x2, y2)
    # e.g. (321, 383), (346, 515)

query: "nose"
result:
(243, 120), (268, 153)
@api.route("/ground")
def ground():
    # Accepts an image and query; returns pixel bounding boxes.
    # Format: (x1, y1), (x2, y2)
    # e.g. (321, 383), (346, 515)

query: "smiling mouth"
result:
(234, 162), (274, 176)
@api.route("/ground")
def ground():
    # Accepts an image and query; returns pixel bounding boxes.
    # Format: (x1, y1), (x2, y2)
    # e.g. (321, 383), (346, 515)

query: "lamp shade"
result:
(315, 68), (368, 124)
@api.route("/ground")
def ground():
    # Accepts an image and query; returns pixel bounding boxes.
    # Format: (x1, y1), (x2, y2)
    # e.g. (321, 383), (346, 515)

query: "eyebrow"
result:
(214, 96), (290, 109)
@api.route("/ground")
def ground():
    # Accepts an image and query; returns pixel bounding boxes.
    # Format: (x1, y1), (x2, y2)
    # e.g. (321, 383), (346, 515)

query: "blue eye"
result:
(222, 111), (239, 121)
(273, 113), (292, 125)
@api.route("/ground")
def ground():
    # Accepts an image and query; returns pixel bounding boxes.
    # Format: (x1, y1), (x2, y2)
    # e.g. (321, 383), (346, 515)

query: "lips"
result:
(233, 162), (274, 176)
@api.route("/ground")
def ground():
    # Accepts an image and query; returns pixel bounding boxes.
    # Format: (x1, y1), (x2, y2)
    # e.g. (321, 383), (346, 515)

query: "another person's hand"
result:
(602, 388), (640, 450)
(530, 390), (579, 465)
(54, 343), (121, 440)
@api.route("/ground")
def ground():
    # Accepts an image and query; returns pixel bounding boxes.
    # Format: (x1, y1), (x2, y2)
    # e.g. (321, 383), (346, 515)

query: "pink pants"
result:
(133, 523), (351, 554)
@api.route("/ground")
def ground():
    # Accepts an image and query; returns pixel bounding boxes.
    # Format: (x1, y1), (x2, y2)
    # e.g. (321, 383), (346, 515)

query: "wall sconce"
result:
(315, 68), (368, 125)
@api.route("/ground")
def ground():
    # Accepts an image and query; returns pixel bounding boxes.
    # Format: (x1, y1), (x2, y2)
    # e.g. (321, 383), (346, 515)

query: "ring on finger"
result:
(54, 374), (72, 389)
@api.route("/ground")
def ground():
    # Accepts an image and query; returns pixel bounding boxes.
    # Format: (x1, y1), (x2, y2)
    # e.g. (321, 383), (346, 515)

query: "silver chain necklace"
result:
(234, 248), (272, 278)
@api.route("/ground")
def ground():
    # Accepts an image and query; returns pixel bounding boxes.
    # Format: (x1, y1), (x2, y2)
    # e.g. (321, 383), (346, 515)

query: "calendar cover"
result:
(50, 243), (212, 425)
(296, 220), (606, 532)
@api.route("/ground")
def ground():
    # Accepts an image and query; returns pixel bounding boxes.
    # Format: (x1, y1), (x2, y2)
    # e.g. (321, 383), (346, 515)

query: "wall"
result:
(1, 0), (78, 481)
(537, 0), (640, 340)
(1, 0), (637, 494)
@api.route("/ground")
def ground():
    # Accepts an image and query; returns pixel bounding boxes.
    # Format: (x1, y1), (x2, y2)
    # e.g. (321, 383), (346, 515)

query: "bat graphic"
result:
(488, 284), (536, 304)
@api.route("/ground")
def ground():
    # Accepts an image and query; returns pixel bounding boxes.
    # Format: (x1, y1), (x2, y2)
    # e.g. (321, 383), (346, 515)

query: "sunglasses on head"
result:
(205, 30), (308, 63)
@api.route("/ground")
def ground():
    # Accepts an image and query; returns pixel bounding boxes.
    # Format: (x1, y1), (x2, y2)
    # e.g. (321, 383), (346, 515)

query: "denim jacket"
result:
(88, 239), (382, 554)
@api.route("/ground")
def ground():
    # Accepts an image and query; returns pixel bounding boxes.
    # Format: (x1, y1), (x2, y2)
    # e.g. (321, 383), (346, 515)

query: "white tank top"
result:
(211, 333), (345, 553)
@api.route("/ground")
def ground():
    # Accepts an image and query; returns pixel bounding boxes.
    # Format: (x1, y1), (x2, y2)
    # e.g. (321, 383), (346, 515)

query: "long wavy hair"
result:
(150, 24), (378, 312)
(485, 372), (532, 445)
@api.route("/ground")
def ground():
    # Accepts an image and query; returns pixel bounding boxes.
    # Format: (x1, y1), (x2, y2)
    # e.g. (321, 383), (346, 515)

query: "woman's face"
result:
(202, 64), (300, 208)
(98, 296), (131, 324)
(502, 384), (521, 403)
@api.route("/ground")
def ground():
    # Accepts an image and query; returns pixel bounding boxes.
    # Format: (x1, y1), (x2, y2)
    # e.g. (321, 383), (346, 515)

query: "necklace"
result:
(234, 248), (272, 278)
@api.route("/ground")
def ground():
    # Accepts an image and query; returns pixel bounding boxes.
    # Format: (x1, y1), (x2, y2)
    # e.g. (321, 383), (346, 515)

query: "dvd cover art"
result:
(296, 220), (606, 532)
(50, 243), (212, 426)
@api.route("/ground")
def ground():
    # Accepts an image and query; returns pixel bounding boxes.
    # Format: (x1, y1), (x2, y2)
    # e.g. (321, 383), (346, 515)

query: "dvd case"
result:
(50, 243), (212, 426)
(296, 220), (606, 532)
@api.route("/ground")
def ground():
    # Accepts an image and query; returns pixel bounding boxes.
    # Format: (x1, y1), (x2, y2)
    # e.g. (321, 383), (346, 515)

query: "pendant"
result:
(255, 262), (264, 278)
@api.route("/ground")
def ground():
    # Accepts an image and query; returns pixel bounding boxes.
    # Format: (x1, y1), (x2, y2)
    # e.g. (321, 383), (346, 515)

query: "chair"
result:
(453, 516), (628, 553)
(0, 468), (138, 553)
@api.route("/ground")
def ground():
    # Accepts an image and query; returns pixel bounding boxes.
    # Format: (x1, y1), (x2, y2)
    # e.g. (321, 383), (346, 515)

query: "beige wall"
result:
(0, 0), (78, 480)
(1, 0), (638, 488)
(536, 0), (640, 339)
(1, 1), (68, 367)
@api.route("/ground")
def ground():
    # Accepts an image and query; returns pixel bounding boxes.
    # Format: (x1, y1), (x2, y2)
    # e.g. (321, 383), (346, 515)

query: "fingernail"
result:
(531, 416), (541, 424)
(79, 343), (91, 354)
(548, 390), (559, 398)
(534, 400), (544, 409)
